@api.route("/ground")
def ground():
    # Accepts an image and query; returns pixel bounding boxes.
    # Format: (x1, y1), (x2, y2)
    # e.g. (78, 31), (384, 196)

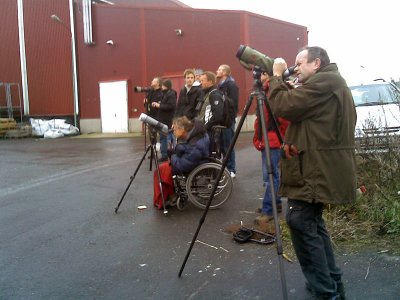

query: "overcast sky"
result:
(179, 0), (398, 85)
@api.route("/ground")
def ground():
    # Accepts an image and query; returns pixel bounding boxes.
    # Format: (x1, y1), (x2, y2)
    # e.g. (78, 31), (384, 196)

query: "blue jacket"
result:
(171, 119), (210, 175)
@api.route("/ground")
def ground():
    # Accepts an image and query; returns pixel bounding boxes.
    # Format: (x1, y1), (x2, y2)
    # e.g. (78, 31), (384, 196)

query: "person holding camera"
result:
(151, 79), (177, 162)
(175, 69), (203, 120)
(143, 77), (163, 144)
(152, 116), (210, 209)
(268, 46), (356, 300)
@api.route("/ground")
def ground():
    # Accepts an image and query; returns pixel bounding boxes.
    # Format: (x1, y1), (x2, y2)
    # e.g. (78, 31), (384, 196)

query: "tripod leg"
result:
(178, 92), (254, 277)
(144, 123), (147, 152)
(148, 128), (157, 172)
(114, 144), (152, 213)
(152, 144), (168, 214)
(257, 92), (288, 300)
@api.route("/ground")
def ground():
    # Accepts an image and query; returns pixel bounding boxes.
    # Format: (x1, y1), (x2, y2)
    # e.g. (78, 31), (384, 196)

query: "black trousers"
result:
(286, 199), (342, 297)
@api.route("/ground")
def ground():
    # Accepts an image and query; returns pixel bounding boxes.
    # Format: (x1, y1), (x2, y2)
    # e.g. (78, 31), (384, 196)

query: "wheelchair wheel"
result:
(176, 195), (187, 211)
(186, 162), (233, 209)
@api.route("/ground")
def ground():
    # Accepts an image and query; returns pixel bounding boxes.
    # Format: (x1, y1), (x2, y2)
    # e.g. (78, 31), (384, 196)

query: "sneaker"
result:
(254, 214), (273, 225)
(230, 172), (236, 178)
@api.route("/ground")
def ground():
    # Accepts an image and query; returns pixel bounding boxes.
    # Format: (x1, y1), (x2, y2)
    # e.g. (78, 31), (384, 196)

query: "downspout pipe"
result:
(17, 0), (29, 115)
(69, 0), (79, 128)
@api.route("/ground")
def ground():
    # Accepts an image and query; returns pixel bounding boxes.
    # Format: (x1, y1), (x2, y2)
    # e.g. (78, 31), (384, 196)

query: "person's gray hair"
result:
(173, 116), (193, 132)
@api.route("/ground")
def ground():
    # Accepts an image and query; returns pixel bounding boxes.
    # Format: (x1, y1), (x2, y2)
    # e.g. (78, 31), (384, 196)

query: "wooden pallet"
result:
(0, 118), (17, 135)
(4, 126), (32, 138)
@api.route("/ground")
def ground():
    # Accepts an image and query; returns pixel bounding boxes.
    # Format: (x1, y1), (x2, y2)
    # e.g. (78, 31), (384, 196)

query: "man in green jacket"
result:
(269, 46), (357, 300)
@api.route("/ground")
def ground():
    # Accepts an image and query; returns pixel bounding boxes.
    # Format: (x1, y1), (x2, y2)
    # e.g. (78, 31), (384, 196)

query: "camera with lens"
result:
(134, 86), (151, 93)
(139, 113), (168, 136)
(236, 45), (295, 79)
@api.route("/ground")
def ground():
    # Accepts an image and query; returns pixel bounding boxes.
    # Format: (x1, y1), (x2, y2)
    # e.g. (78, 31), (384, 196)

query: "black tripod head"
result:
(252, 66), (265, 92)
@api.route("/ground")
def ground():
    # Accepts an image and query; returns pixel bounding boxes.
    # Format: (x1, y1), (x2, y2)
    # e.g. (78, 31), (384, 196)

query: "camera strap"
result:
(263, 95), (284, 145)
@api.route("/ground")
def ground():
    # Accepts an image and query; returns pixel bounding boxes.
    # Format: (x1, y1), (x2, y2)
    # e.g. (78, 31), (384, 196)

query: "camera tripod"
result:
(114, 132), (169, 214)
(178, 76), (288, 299)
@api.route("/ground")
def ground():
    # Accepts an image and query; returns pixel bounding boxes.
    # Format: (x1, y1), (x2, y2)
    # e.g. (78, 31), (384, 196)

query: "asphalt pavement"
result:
(0, 132), (399, 299)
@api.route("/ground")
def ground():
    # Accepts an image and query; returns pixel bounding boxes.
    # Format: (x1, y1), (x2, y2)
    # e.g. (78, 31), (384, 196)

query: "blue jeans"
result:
(160, 132), (175, 159)
(261, 148), (281, 215)
(221, 123), (236, 173)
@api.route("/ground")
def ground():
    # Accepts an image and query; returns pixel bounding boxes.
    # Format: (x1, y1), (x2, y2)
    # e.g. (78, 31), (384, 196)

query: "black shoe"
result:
(164, 193), (178, 208)
(336, 281), (346, 300)
(305, 281), (342, 300)
(305, 280), (313, 293)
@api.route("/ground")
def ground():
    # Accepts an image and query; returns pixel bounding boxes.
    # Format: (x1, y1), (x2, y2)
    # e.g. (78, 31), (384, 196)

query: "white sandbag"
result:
(29, 118), (79, 138)
(43, 129), (64, 139)
(30, 118), (50, 137)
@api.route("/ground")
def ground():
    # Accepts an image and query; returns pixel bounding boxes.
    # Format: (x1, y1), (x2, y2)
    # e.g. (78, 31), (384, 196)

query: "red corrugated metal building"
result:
(0, 0), (307, 133)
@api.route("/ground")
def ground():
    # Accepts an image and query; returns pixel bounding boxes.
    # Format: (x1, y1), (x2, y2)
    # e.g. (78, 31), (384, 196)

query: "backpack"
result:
(210, 89), (236, 128)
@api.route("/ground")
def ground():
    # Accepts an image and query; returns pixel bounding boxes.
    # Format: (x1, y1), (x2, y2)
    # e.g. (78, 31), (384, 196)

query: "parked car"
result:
(349, 80), (400, 150)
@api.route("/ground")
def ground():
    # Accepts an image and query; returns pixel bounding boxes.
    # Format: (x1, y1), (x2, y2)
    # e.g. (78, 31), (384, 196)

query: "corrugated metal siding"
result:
(0, 1), (21, 83)
(0, 1), (307, 124)
(76, 6), (307, 120)
(23, 0), (73, 116)
(76, 6), (143, 118)
(248, 15), (306, 64)
(101, 0), (189, 8)
(0, 0), (22, 117)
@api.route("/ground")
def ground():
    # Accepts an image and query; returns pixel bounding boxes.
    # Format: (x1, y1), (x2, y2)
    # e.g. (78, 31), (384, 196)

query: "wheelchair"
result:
(169, 126), (233, 210)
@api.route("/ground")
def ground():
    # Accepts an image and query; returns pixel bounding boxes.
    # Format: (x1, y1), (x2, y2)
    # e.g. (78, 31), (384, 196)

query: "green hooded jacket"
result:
(268, 63), (357, 204)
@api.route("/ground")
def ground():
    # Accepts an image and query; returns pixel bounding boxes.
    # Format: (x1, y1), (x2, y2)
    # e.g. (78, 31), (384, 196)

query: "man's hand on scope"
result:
(273, 58), (287, 77)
